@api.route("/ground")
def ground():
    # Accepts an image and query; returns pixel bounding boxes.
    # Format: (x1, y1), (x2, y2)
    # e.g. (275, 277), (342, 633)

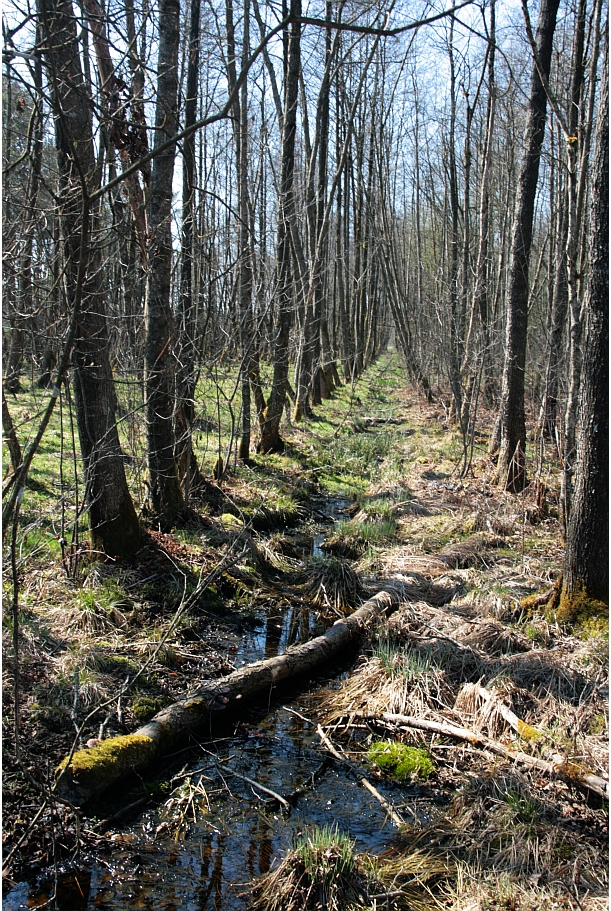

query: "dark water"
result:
(5, 495), (425, 910)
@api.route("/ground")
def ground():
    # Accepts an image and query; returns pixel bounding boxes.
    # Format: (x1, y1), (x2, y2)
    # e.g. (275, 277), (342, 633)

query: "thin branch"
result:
(297, 2), (474, 37)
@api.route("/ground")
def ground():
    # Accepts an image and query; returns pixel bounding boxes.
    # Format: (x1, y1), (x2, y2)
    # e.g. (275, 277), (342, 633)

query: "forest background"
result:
(1, 0), (609, 901)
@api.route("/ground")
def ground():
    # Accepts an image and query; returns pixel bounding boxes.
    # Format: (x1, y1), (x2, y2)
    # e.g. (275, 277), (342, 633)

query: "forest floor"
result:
(2, 353), (608, 910)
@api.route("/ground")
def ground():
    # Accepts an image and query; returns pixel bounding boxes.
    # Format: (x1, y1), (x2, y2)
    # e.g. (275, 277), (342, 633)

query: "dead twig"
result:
(216, 760), (290, 810)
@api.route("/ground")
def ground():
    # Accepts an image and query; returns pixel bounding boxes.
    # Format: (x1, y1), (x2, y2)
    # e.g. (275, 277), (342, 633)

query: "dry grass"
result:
(322, 637), (454, 726)
(438, 534), (505, 569)
(297, 557), (365, 615)
(393, 768), (608, 909)
(440, 866), (609, 911)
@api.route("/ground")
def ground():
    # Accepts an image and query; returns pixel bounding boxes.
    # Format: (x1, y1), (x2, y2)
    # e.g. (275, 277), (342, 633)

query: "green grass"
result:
(3, 352), (414, 548)
(502, 790), (542, 826)
(294, 825), (356, 883)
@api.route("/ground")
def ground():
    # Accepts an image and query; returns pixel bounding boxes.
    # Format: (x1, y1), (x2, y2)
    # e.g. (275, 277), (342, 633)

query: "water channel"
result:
(5, 497), (435, 910)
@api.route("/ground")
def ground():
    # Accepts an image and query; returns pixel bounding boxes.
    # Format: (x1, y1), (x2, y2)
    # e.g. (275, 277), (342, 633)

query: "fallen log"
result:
(56, 587), (404, 807)
(365, 712), (609, 800)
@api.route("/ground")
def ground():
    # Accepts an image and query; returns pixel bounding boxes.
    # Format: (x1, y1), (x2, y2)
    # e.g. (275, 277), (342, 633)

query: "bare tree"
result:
(145, 0), (184, 527)
(40, 0), (141, 559)
(558, 21), (608, 618)
(258, 0), (302, 454)
(491, 0), (561, 492)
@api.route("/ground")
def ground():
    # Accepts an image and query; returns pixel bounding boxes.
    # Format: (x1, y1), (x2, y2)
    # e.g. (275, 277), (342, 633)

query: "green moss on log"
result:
(56, 734), (157, 794)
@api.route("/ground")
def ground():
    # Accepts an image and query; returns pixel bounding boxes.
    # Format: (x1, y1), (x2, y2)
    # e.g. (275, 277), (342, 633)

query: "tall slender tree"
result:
(258, 0), (302, 454)
(40, 0), (141, 558)
(145, 0), (184, 527)
(557, 21), (608, 618)
(492, 0), (561, 491)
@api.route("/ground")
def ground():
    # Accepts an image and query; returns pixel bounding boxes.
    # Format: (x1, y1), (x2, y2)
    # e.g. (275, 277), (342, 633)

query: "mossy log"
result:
(56, 587), (404, 807)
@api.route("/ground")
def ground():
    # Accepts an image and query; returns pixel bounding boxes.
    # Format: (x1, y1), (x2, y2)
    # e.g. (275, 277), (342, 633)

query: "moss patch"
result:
(556, 580), (608, 627)
(367, 741), (435, 781)
(516, 719), (543, 742)
(131, 695), (172, 723)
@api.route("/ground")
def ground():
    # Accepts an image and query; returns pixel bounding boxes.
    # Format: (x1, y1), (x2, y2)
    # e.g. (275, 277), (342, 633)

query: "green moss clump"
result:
(578, 615), (609, 640)
(220, 512), (244, 528)
(516, 719), (543, 742)
(131, 695), (170, 723)
(56, 733), (157, 793)
(555, 580), (608, 627)
(368, 741), (435, 781)
(588, 714), (607, 735)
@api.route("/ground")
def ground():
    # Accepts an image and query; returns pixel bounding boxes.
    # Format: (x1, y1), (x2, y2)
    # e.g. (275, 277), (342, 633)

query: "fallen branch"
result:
(474, 684), (543, 742)
(216, 761), (290, 810)
(364, 712), (608, 800)
(315, 724), (404, 828)
(56, 586), (405, 806)
(359, 778), (405, 828)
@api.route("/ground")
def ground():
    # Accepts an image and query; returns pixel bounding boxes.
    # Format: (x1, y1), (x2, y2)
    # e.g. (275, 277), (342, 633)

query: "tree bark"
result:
(145, 0), (184, 528)
(293, 6), (333, 420)
(5, 22), (43, 395)
(559, 21), (608, 617)
(461, 0), (495, 431)
(2, 388), (23, 475)
(493, 0), (560, 491)
(447, 19), (463, 421)
(560, 0), (601, 528)
(56, 587), (404, 806)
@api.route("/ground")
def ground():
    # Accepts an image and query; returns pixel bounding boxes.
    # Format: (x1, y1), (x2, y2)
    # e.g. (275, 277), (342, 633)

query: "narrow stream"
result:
(5, 496), (435, 911)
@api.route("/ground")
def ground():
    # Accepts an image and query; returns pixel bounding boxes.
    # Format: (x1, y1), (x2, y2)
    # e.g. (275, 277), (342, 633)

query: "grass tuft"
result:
(251, 824), (443, 911)
(298, 556), (364, 615)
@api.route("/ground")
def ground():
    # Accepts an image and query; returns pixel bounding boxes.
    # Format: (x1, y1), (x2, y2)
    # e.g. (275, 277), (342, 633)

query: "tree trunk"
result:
(539, 190), (568, 442)
(493, 0), (560, 491)
(560, 0), (597, 528)
(258, 0), (301, 454)
(145, 0), (184, 528)
(41, 0), (141, 560)
(447, 20), (463, 421)
(56, 587), (404, 806)
(2, 389), (23, 475)
(176, 0), (207, 499)
(294, 6), (333, 416)
(461, 0), (495, 432)
(5, 23), (44, 394)
(559, 21), (608, 619)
